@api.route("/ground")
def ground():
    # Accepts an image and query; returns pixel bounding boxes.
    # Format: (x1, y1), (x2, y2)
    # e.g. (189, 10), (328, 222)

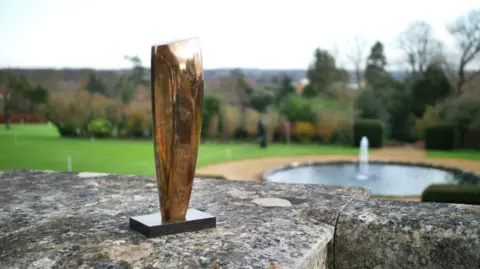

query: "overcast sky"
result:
(0, 0), (478, 70)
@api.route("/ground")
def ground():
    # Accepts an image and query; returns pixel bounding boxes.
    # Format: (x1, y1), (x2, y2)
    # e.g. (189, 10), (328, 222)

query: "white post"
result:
(67, 156), (72, 172)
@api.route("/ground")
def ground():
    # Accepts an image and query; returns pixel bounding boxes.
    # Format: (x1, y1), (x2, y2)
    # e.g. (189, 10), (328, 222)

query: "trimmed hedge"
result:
(421, 184), (480, 205)
(424, 124), (455, 150)
(463, 125), (480, 150)
(353, 119), (385, 148)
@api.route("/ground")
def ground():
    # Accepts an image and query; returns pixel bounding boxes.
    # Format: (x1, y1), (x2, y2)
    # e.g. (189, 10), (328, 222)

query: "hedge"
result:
(424, 124), (456, 150)
(353, 119), (385, 148)
(421, 184), (480, 205)
(463, 125), (480, 150)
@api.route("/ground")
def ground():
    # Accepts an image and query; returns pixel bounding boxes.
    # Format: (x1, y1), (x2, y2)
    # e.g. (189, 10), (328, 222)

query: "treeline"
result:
(1, 9), (479, 150)
(350, 10), (480, 149)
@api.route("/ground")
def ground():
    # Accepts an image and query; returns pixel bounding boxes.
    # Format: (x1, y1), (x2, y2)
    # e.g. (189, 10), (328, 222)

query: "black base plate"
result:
(129, 209), (216, 238)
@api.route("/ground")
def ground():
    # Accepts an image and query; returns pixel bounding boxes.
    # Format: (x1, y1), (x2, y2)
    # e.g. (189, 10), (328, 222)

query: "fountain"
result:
(264, 136), (480, 197)
(356, 136), (369, 180)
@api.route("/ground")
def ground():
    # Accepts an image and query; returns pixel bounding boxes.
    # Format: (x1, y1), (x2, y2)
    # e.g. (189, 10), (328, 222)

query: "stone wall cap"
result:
(0, 169), (369, 268)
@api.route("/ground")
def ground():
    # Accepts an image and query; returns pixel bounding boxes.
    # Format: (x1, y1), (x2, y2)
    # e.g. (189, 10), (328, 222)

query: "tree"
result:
(410, 63), (452, 117)
(230, 69), (253, 131)
(85, 72), (107, 95)
(3, 74), (31, 129)
(447, 9), (480, 95)
(275, 75), (296, 105)
(115, 55), (148, 104)
(364, 41), (390, 89)
(250, 89), (274, 113)
(396, 21), (443, 75)
(202, 95), (222, 138)
(355, 90), (389, 121)
(303, 48), (348, 98)
(346, 35), (368, 89)
(278, 94), (317, 123)
(24, 84), (49, 112)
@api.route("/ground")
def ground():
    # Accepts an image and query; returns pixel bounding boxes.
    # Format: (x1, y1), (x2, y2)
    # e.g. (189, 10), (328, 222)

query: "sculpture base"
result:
(129, 209), (216, 238)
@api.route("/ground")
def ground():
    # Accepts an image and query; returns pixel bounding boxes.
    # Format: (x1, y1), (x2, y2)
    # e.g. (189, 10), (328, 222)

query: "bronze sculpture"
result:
(130, 38), (216, 238)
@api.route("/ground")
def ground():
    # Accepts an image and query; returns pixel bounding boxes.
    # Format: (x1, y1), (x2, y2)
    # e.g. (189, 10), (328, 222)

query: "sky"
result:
(0, 0), (479, 70)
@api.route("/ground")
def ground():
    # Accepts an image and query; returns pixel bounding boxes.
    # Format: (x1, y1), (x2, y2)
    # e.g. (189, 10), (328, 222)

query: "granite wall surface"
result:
(1, 169), (479, 269)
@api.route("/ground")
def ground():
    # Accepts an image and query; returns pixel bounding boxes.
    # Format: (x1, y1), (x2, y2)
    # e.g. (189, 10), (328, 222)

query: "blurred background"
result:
(0, 0), (479, 193)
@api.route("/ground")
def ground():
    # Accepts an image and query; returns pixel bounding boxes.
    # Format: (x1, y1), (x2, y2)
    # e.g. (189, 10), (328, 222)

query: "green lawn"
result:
(427, 150), (480, 161)
(0, 124), (358, 176)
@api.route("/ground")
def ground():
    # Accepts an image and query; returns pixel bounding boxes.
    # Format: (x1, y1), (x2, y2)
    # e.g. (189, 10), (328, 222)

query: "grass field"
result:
(426, 150), (480, 161)
(0, 124), (359, 176)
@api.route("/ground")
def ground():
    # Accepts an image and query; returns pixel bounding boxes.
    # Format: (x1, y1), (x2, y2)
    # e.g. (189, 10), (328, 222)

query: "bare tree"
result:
(396, 20), (443, 75)
(346, 35), (368, 89)
(447, 9), (480, 95)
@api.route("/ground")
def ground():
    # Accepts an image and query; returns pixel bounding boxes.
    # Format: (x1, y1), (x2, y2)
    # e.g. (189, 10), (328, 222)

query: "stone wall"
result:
(0, 169), (479, 269)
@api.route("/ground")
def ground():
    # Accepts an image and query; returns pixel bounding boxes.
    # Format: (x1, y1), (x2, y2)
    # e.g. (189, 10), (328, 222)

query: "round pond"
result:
(263, 162), (480, 196)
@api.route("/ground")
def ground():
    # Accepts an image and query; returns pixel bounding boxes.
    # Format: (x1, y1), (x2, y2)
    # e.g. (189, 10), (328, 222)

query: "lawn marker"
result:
(67, 156), (72, 172)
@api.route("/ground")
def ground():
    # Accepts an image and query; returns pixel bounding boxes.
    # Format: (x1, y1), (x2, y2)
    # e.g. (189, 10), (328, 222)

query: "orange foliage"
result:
(293, 121), (316, 143)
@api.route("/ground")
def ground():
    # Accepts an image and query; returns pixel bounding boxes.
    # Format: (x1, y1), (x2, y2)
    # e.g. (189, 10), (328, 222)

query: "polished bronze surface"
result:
(150, 38), (204, 222)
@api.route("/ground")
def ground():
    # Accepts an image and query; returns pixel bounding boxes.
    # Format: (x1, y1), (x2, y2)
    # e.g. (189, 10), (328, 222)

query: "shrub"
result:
(422, 184), (480, 205)
(119, 101), (151, 138)
(333, 123), (354, 146)
(205, 114), (220, 138)
(120, 113), (149, 138)
(88, 118), (113, 138)
(424, 123), (456, 150)
(263, 109), (281, 142)
(244, 108), (260, 137)
(316, 123), (335, 144)
(413, 105), (441, 140)
(439, 92), (480, 128)
(353, 119), (385, 148)
(234, 127), (249, 140)
(46, 91), (90, 137)
(278, 94), (317, 123)
(316, 110), (351, 144)
(57, 124), (78, 137)
(355, 90), (389, 121)
(223, 106), (241, 138)
(46, 89), (123, 137)
(292, 121), (316, 143)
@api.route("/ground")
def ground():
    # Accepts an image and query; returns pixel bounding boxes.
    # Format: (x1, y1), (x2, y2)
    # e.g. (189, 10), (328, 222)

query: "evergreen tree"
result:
(364, 41), (391, 89)
(410, 63), (452, 117)
(85, 72), (106, 95)
(303, 48), (347, 98)
(275, 75), (296, 105)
